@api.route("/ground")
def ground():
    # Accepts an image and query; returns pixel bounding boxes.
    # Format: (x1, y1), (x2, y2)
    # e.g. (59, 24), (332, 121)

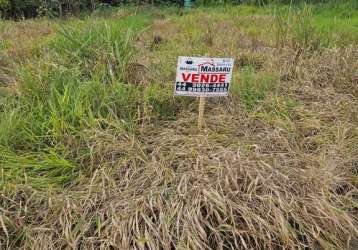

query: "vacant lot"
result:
(0, 2), (357, 249)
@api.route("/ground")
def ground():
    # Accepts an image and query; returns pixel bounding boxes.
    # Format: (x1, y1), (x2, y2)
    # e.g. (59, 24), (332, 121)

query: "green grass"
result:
(268, 0), (357, 48)
(232, 67), (278, 111)
(312, 1), (358, 46)
(0, 12), (153, 188)
(0, 10), (191, 189)
(0, 147), (77, 189)
(254, 96), (302, 132)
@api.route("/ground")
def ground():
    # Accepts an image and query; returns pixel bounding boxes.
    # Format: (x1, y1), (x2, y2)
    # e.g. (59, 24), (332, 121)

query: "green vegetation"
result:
(232, 68), (277, 111)
(0, 2), (357, 249)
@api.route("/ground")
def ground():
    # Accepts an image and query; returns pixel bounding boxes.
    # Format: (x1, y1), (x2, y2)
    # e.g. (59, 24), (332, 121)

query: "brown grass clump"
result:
(124, 62), (151, 85)
(235, 52), (265, 70)
(0, 53), (17, 96)
(1, 105), (357, 249)
(153, 35), (164, 46)
(0, 73), (14, 87)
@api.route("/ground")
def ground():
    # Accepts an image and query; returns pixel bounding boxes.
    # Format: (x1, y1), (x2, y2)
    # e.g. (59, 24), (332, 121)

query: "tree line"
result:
(0, 0), (337, 19)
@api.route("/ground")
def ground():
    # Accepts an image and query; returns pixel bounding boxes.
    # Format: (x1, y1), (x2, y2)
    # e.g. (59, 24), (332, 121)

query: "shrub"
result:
(0, 0), (9, 8)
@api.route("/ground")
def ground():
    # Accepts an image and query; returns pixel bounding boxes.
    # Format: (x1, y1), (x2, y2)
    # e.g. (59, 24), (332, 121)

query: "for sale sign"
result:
(174, 56), (234, 97)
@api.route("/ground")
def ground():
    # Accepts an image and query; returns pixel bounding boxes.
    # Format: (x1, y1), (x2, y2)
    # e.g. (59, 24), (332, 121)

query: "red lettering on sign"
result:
(192, 74), (199, 83)
(182, 73), (191, 82)
(219, 74), (226, 83)
(200, 74), (210, 83)
(210, 75), (219, 82)
(182, 73), (228, 83)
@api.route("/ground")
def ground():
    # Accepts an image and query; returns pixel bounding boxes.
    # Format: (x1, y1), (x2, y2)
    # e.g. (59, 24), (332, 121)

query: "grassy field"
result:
(0, 2), (357, 249)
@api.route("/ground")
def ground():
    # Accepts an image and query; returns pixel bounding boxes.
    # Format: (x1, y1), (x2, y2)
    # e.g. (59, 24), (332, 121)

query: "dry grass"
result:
(1, 106), (357, 249)
(0, 20), (54, 63)
(1, 5), (358, 250)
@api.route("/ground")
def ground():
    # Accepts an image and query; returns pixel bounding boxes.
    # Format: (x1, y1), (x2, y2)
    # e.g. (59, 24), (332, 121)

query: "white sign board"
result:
(174, 56), (234, 97)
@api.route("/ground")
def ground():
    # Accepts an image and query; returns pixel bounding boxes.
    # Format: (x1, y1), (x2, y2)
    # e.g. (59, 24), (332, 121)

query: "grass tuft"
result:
(232, 68), (278, 111)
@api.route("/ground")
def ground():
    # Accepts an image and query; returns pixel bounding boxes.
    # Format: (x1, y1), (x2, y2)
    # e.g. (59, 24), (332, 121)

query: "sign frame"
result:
(174, 56), (235, 98)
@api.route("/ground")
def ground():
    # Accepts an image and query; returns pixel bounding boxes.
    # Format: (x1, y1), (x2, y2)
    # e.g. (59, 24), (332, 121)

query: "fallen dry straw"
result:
(1, 108), (357, 249)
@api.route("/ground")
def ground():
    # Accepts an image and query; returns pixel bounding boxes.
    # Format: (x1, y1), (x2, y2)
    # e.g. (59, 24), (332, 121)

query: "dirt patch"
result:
(124, 62), (151, 85)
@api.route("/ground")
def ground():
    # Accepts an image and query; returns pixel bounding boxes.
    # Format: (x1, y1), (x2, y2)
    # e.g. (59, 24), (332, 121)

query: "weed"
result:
(0, 147), (77, 189)
(143, 82), (187, 120)
(291, 5), (319, 49)
(235, 52), (265, 70)
(232, 68), (278, 111)
(52, 22), (137, 83)
(273, 8), (290, 48)
(274, 5), (320, 49)
(255, 96), (301, 131)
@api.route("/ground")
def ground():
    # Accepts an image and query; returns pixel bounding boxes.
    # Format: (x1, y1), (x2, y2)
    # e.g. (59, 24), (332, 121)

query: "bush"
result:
(0, 0), (40, 18)
(0, 0), (97, 18)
